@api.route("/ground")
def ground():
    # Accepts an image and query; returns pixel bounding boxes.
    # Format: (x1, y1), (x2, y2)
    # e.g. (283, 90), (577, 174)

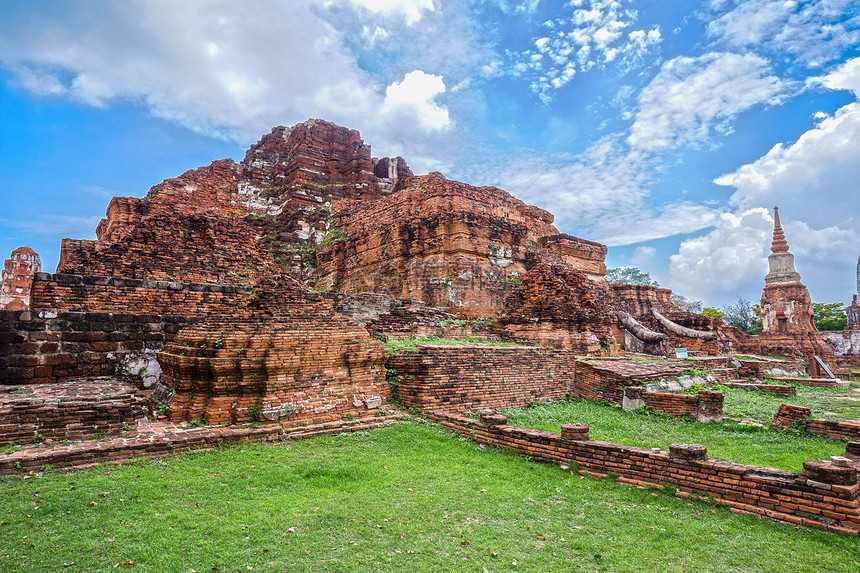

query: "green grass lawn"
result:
(721, 382), (860, 423)
(1, 422), (858, 572)
(501, 398), (848, 471)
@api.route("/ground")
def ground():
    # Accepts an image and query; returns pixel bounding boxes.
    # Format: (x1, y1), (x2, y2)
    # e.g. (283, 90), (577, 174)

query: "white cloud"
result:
(0, 1), (459, 170)
(507, 0), (661, 102)
(820, 55), (860, 97)
(628, 53), (784, 153)
(707, 0), (860, 67)
(668, 209), (860, 306)
(382, 71), (450, 132)
(473, 138), (721, 246)
(668, 208), (774, 305)
(631, 246), (657, 267)
(340, 0), (436, 24)
(716, 102), (860, 229)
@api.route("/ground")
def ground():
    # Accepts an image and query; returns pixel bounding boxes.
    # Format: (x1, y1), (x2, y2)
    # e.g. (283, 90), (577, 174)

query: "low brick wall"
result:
(30, 273), (248, 315)
(428, 410), (860, 535)
(622, 386), (723, 421)
(386, 345), (575, 411)
(774, 404), (860, 441)
(0, 309), (197, 385)
(0, 379), (150, 445)
(723, 382), (797, 397)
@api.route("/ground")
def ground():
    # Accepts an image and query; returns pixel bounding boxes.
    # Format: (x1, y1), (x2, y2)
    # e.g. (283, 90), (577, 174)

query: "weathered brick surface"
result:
(572, 359), (689, 403)
(31, 273), (248, 315)
(623, 387), (724, 420)
(498, 262), (620, 353)
(386, 345), (575, 411)
(0, 378), (149, 445)
(773, 404), (860, 441)
(0, 310), (196, 385)
(55, 120), (410, 294)
(0, 246), (40, 311)
(428, 411), (860, 534)
(159, 278), (388, 426)
(317, 171), (559, 317)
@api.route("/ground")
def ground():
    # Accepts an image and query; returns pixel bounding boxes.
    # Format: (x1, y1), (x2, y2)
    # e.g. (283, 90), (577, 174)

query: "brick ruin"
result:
(823, 251), (860, 357)
(3, 119), (860, 533)
(750, 207), (832, 359)
(430, 410), (860, 535)
(0, 246), (41, 311)
(159, 278), (387, 426)
(850, 253), (860, 330)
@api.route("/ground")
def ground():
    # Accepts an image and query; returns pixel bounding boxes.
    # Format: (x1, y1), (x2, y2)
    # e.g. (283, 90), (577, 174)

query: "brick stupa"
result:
(757, 207), (831, 357)
(0, 246), (41, 311)
(848, 253), (860, 330)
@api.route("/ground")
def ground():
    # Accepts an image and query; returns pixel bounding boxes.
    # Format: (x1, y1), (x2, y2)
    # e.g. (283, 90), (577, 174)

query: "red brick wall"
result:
(30, 273), (247, 315)
(386, 345), (575, 411)
(0, 310), (197, 385)
(429, 410), (860, 535)
(158, 281), (389, 426)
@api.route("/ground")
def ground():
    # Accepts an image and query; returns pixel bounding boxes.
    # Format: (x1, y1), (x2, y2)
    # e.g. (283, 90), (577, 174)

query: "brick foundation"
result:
(723, 382), (797, 397)
(0, 414), (401, 473)
(572, 359), (690, 403)
(622, 386), (724, 421)
(0, 379), (150, 445)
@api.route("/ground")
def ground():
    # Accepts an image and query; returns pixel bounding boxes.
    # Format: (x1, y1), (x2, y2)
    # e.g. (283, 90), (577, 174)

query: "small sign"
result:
(674, 348), (689, 359)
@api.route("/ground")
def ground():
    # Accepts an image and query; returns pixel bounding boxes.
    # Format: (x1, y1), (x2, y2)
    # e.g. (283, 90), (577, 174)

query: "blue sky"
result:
(1, 0), (859, 308)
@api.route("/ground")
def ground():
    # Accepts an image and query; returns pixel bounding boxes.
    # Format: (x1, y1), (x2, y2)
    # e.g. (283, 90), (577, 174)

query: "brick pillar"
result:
(696, 390), (723, 422)
(802, 457), (858, 486)
(669, 443), (707, 461)
(773, 404), (811, 430)
(561, 424), (590, 441)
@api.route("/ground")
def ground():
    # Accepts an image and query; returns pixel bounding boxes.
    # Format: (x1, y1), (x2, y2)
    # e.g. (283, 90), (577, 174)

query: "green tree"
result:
(700, 307), (724, 319)
(813, 302), (847, 331)
(721, 296), (762, 334)
(670, 293), (703, 313)
(605, 267), (659, 286)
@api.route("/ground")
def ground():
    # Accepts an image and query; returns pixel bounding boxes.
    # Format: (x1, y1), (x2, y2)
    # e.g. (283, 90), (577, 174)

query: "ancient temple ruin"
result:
(848, 253), (860, 330)
(2, 119), (860, 534)
(0, 246), (40, 311)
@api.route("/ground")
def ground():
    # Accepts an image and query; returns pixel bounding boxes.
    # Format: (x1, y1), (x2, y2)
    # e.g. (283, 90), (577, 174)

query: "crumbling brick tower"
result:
(0, 246), (41, 311)
(757, 207), (832, 357)
(848, 253), (860, 330)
